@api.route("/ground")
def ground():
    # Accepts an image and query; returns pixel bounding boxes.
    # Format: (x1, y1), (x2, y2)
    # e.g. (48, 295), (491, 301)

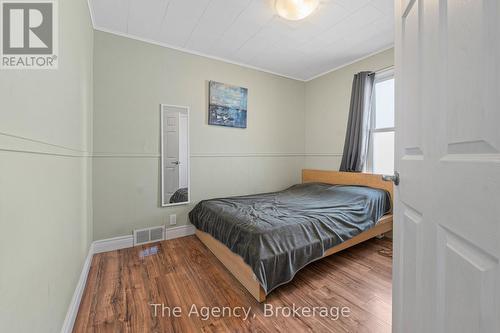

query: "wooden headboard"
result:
(302, 169), (394, 203)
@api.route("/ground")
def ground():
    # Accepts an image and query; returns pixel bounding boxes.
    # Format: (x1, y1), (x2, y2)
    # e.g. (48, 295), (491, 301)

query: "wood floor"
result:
(74, 236), (392, 333)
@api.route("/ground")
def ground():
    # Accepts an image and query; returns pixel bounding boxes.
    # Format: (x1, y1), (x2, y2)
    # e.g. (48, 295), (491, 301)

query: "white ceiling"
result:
(88, 0), (394, 81)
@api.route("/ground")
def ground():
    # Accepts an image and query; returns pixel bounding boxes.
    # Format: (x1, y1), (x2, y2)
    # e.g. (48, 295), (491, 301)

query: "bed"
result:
(189, 169), (393, 302)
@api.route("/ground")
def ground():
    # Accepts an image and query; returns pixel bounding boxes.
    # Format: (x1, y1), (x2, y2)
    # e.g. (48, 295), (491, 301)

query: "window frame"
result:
(366, 69), (395, 174)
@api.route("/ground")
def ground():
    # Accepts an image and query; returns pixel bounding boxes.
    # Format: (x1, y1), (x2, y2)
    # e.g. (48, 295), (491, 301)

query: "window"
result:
(367, 71), (395, 175)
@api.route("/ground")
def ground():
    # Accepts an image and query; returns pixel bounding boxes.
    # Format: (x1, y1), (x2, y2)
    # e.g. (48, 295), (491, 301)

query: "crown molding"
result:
(305, 45), (395, 82)
(86, 0), (95, 28)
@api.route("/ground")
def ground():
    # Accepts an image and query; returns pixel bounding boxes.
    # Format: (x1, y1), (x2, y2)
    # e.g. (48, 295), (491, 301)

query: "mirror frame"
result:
(160, 104), (190, 207)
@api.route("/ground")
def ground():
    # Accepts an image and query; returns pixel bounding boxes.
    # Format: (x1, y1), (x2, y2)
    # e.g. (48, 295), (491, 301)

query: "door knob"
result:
(171, 161), (180, 165)
(382, 171), (400, 186)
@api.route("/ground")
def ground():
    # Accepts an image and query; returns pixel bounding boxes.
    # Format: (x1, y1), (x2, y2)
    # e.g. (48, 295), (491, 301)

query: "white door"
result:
(163, 111), (180, 201)
(394, 0), (500, 332)
(178, 113), (188, 189)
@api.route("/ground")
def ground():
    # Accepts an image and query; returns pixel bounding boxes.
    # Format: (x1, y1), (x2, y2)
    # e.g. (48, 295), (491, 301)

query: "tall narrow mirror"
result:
(161, 104), (190, 206)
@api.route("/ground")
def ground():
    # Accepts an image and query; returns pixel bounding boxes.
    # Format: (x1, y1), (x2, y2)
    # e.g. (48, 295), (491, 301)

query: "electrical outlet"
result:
(169, 214), (177, 225)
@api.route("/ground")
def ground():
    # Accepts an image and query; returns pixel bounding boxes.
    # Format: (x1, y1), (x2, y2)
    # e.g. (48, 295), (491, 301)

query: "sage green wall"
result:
(304, 48), (394, 170)
(92, 31), (305, 240)
(0, 1), (93, 332)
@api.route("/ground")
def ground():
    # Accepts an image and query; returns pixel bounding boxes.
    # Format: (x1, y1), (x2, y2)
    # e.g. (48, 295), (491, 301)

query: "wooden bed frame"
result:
(195, 169), (394, 302)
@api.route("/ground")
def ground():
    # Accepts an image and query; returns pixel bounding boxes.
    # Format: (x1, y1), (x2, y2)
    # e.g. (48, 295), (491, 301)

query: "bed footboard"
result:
(195, 229), (267, 302)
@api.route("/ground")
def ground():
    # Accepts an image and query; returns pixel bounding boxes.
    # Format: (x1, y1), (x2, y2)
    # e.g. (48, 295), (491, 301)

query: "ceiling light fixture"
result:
(275, 0), (319, 21)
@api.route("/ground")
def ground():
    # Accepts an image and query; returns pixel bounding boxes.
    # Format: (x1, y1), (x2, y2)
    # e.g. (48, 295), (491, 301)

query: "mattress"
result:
(188, 182), (391, 294)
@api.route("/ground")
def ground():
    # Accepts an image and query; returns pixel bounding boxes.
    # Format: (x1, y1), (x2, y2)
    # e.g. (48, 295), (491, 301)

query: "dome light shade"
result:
(275, 0), (319, 21)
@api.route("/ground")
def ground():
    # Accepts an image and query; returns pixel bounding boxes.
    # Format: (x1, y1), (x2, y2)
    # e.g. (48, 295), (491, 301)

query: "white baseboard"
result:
(93, 234), (134, 254)
(60, 243), (94, 333)
(92, 224), (196, 253)
(61, 224), (196, 333)
(166, 224), (196, 240)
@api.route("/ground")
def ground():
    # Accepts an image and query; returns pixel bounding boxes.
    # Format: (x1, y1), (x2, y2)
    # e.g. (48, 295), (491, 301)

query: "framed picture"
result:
(208, 81), (248, 128)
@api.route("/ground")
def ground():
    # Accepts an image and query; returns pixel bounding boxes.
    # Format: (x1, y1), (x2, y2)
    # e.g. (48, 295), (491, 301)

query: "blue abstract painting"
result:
(208, 81), (248, 128)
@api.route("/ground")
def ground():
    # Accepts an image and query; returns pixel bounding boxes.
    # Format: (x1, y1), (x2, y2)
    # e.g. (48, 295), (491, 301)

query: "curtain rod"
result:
(369, 65), (394, 75)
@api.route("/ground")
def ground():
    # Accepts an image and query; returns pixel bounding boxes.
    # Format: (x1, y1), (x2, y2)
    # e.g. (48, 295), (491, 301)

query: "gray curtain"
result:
(339, 71), (375, 172)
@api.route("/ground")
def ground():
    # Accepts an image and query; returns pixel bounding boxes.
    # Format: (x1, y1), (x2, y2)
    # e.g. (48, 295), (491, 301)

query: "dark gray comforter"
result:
(170, 187), (188, 204)
(189, 183), (391, 294)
